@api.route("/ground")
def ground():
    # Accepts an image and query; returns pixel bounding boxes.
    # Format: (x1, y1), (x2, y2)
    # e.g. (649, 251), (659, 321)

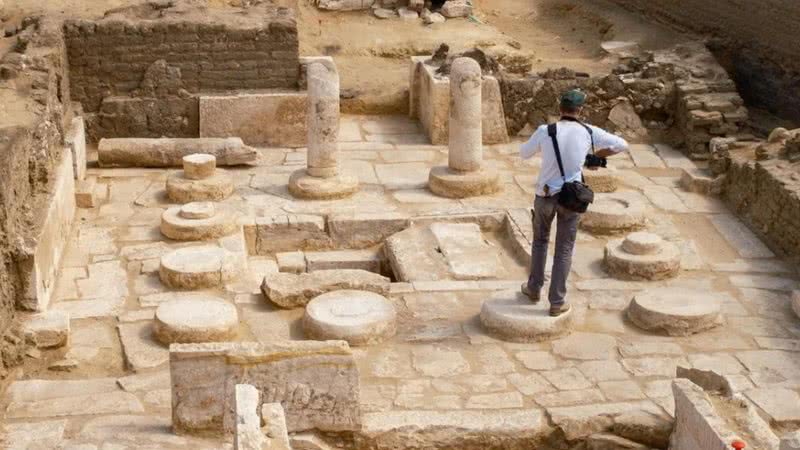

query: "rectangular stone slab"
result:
(200, 92), (307, 148)
(170, 341), (360, 435)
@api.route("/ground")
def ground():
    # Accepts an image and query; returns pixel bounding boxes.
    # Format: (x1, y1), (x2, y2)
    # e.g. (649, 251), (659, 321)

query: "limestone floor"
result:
(3, 115), (800, 448)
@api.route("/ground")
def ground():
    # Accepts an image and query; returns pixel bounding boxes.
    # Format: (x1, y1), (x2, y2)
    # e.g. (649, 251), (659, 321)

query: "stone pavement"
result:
(3, 115), (800, 448)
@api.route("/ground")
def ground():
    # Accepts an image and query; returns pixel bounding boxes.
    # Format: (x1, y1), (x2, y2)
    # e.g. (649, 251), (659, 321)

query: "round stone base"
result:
(581, 192), (646, 234)
(583, 169), (619, 193)
(166, 171), (234, 203)
(428, 166), (501, 199)
(480, 290), (575, 343)
(303, 290), (397, 346)
(605, 236), (681, 281)
(154, 296), (239, 344)
(627, 288), (723, 336)
(160, 204), (238, 241)
(288, 169), (359, 200)
(159, 245), (242, 289)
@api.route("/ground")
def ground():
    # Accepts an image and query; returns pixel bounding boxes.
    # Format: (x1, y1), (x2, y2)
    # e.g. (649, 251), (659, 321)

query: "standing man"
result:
(519, 90), (629, 316)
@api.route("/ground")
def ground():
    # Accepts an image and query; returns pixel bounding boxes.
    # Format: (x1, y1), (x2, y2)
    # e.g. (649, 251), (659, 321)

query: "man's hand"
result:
(595, 148), (617, 158)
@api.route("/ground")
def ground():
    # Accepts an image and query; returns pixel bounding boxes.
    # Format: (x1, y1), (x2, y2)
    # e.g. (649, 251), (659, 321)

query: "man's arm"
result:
(591, 126), (629, 158)
(520, 125), (547, 160)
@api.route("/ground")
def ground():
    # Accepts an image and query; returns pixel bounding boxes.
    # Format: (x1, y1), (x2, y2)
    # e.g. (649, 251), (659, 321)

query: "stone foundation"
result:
(170, 341), (361, 435)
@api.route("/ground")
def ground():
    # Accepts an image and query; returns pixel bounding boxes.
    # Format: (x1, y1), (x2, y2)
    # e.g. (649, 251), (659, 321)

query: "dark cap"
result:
(560, 89), (587, 109)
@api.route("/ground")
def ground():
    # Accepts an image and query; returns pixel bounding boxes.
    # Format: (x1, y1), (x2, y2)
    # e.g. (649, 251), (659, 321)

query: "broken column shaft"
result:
(429, 57), (500, 198)
(289, 61), (358, 200)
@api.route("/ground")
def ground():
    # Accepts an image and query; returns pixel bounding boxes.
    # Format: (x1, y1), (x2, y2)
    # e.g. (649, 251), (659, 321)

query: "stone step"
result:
(305, 249), (384, 274)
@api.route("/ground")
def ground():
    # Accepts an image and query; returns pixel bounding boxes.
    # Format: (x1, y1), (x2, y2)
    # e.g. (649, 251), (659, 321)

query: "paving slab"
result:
(552, 332), (617, 360)
(374, 162), (430, 190)
(3, 420), (67, 449)
(745, 388), (800, 427)
(710, 214), (775, 258)
(7, 378), (119, 403)
(411, 346), (470, 377)
(6, 391), (144, 419)
(117, 322), (169, 371)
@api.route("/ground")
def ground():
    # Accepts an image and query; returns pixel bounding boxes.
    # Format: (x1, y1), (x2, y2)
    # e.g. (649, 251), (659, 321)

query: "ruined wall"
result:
(0, 18), (71, 379)
(63, 4), (299, 139)
(608, 0), (800, 122)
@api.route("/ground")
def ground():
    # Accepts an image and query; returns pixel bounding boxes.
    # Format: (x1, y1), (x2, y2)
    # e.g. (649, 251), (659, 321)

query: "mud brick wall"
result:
(724, 156), (800, 258)
(63, 8), (299, 139)
(0, 18), (71, 380)
(608, 0), (800, 122)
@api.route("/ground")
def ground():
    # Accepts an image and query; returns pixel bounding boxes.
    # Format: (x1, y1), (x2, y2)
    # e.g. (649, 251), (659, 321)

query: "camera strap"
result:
(547, 123), (567, 182)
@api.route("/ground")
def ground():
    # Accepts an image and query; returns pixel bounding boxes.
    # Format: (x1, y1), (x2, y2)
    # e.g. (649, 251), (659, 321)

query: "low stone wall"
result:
(723, 154), (800, 259)
(170, 341), (361, 436)
(670, 379), (736, 450)
(0, 17), (73, 380)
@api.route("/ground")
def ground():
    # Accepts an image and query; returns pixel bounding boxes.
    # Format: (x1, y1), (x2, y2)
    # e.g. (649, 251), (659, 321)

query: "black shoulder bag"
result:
(547, 123), (594, 213)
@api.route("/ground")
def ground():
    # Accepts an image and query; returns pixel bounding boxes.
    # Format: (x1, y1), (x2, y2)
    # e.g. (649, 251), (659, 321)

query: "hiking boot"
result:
(549, 303), (572, 317)
(520, 283), (540, 303)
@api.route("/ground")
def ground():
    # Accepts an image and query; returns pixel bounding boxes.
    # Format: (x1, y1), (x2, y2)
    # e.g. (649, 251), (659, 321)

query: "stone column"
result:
(289, 61), (358, 200)
(448, 57), (483, 172)
(429, 57), (500, 198)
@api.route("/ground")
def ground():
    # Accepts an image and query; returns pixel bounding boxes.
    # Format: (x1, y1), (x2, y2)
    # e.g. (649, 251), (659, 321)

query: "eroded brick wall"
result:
(63, 5), (299, 139)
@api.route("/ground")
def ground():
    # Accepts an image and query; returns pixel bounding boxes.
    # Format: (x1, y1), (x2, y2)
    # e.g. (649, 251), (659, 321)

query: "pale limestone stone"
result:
(513, 351), (558, 370)
(612, 410), (673, 449)
(599, 380), (646, 401)
(262, 269), (390, 309)
(581, 192), (647, 233)
(669, 379), (737, 450)
(730, 274), (798, 292)
(629, 145), (666, 168)
(535, 389), (605, 407)
(7, 378), (118, 403)
(3, 419), (67, 449)
(6, 391), (144, 419)
(76, 177), (97, 208)
(578, 360), (631, 382)
(547, 401), (663, 441)
(261, 402), (292, 450)
(709, 214), (775, 259)
(327, 212), (409, 248)
(440, 0), (472, 17)
(183, 154), (216, 180)
(306, 62), (339, 178)
(618, 340), (684, 357)
(234, 384), (266, 450)
(160, 245), (244, 289)
(411, 345), (470, 377)
(97, 137), (257, 167)
(428, 165), (501, 199)
(628, 288), (723, 336)
(356, 409), (548, 449)
(170, 341), (360, 434)
(782, 432), (800, 450)
(745, 388), (800, 427)
(52, 297), (124, 319)
(583, 168), (619, 193)
(154, 296), (238, 344)
(200, 92), (307, 148)
(480, 290), (575, 343)
(23, 310), (70, 348)
(117, 322), (169, 371)
(120, 242), (170, 261)
(253, 213), (330, 254)
(585, 433), (650, 449)
(166, 170), (234, 203)
(117, 370), (171, 392)
(507, 373), (555, 396)
(375, 162), (431, 190)
(642, 186), (689, 213)
(429, 222), (498, 280)
(622, 357), (690, 377)
(605, 234), (681, 281)
(552, 332), (618, 361)
(303, 290), (396, 346)
(79, 415), (217, 448)
(160, 204), (238, 241)
(276, 251), (306, 274)
(288, 168), (359, 200)
(305, 249), (383, 273)
(541, 368), (592, 390)
(465, 392), (524, 409)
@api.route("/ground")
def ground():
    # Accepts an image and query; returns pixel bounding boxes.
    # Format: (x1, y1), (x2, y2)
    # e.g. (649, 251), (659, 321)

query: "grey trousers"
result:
(526, 195), (580, 307)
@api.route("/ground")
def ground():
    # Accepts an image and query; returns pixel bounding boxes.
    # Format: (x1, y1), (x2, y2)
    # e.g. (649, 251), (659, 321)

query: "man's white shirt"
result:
(520, 121), (628, 197)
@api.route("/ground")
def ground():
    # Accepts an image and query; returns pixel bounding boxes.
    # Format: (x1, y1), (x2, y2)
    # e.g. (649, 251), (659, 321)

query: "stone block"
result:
(277, 251), (306, 273)
(170, 341), (361, 435)
(547, 401), (663, 441)
(261, 403), (292, 450)
(327, 212), (410, 248)
(234, 384), (266, 450)
(440, 0), (472, 18)
(97, 137), (258, 168)
(66, 116), (87, 181)
(409, 57), (508, 145)
(316, 0), (375, 10)
(262, 269), (390, 308)
(200, 92), (308, 148)
(23, 311), (70, 349)
(669, 379), (736, 450)
(75, 177), (97, 208)
(255, 214), (331, 254)
(745, 388), (800, 428)
(305, 249), (383, 273)
(19, 151), (76, 311)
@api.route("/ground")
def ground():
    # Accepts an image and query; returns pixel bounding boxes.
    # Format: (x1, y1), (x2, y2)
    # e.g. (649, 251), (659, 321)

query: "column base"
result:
(288, 169), (359, 200)
(428, 166), (501, 199)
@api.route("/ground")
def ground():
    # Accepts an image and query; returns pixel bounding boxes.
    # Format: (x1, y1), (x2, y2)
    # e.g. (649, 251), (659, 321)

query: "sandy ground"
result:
(2, 0), (690, 114)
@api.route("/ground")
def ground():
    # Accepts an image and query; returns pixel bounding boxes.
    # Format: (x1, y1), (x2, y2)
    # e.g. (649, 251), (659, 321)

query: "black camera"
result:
(585, 154), (607, 168)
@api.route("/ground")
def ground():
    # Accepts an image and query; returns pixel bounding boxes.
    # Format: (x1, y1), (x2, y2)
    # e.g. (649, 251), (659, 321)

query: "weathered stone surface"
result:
(118, 322), (169, 371)
(253, 214), (330, 255)
(234, 384), (267, 450)
(440, 0), (472, 18)
(328, 212), (409, 248)
(97, 137), (258, 167)
(628, 288), (723, 336)
(263, 270), (390, 308)
(23, 310), (70, 348)
(669, 379), (736, 450)
(160, 245), (244, 289)
(78, 414), (220, 447)
(67, 116), (87, 181)
(428, 166), (501, 199)
(584, 168), (619, 193)
(745, 388), (800, 427)
(411, 346), (470, 377)
(709, 214), (775, 259)
(480, 290), (575, 343)
(117, 370), (171, 392)
(166, 170), (234, 203)
(303, 290), (396, 346)
(793, 291), (800, 320)
(430, 223), (498, 279)
(183, 153), (216, 180)
(581, 192), (647, 234)
(317, 0), (374, 10)
(170, 341), (360, 434)
(782, 431), (800, 450)
(552, 332), (617, 360)
(547, 401), (663, 441)
(586, 433), (649, 449)
(288, 169), (360, 200)
(355, 409), (548, 449)
(7, 378), (119, 403)
(375, 162), (431, 190)
(154, 296), (238, 344)
(612, 411), (673, 449)
(277, 251), (306, 274)
(200, 92), (307, 148)
(262, 402), (292, 450)
(622, 357), (689, 377)
(160, 204), (239, 241)
(3, 419), (67, 449)
(6, 391), (144, 419)
(305, 249), (383, 273)
(605, 233), (681, 281)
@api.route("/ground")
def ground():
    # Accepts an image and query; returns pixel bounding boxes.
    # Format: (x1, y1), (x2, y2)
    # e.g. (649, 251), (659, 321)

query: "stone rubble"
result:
(262, 269), (391, 308)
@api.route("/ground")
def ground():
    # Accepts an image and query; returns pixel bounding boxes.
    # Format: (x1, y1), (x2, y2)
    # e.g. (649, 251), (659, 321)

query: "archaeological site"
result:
(2, 0), (800, 448)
